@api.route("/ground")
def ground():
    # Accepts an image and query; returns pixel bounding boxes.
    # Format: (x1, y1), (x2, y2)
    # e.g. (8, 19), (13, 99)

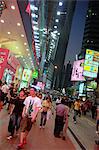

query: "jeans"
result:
(96, 120), (99, 131)
(73, 110), (78, 122)
(8, 113), (21, 136)
(40, 111), (47, 126)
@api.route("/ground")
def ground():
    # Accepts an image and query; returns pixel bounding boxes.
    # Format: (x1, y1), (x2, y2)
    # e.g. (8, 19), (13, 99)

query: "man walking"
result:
(17, 88), (42, 149)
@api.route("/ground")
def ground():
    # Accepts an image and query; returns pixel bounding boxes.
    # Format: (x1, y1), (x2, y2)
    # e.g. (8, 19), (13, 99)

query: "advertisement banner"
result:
(83, 49), (99, 78)
(22, 69), (32, 82)
(0, 48), (9, 79)
(71, 59), (85, 81)
(7, 52), (20, 70)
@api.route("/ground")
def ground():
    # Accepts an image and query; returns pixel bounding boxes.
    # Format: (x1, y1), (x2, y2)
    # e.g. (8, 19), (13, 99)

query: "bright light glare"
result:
(58, 33), (60, 35)
(54, 26), (57, 29)
(31, 13), (38, 18)
(59, 2), (63, 6)
(17, 23), (21, 26)
(24, 43), (27, 45)
(33, 26), (38, 30)
(7, 32), (11, 35)
(0, 20), (4, 23)
(55, 19), (59, 23)
(21, 34), (24, 37)
(57, 11), (61, 15)
(11, 5), (15, 10)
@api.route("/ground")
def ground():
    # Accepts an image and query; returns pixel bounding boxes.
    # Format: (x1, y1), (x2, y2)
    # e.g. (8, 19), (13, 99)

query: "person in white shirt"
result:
(1, 82), (9, 94)
(17, 88), (42, 149)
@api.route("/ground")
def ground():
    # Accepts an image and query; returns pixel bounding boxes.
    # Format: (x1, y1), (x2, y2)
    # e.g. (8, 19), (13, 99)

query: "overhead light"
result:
(17, 23), (21, 26)
(30, 5), (38, 11)
(57, 11), (61, 15)
(34, 31), (39, 35)
(0, 20), (4, 23)
(21, 34), (24, 37)
(21, 56), (23, 58)
(54, 26), (57, 29)
(33, 26), (39, 30)
(11, 5), (15, 10)
(35, 39), (39, 43)
(18, 51), (21, 54)
(24, 43), (27, 45)
(55, 19), (59, 23)
(34, 35), (39, 39)
(28, 53), (30, 56)
(7, 32), (11, 35)
(31, 13), (38, 18)
(59, 2), (63, 6)
(16, 46), (18, 49)
(58, 33), (60, 35)
(32, 20), (38, 25)
(53, 30), (58, 33)
(26, 48), (29, 51)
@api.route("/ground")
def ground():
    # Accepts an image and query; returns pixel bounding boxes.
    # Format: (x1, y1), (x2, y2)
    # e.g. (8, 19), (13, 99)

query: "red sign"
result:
(0, 48), (9, 79)
(7, 52), (20, 70)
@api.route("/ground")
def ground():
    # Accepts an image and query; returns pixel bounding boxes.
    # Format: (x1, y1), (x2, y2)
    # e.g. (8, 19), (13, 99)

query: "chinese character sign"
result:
(83, 49), (99, 78)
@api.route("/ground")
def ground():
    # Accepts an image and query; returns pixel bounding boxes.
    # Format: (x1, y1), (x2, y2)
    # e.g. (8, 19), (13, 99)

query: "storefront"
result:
(0, 48), (20, 85)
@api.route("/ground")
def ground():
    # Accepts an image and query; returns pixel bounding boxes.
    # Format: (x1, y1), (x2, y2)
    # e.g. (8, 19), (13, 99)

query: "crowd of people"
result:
(0, 80), (70, 149)
(0, 80), (99, 147)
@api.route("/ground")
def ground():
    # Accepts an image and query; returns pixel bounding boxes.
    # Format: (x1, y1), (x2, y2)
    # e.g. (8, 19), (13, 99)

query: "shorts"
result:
(20, 117), (33, 132)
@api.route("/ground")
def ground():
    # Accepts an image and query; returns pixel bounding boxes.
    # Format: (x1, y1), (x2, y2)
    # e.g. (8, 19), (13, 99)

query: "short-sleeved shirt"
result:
(24, 96), (41, 117)
(74, 101), (80, 111)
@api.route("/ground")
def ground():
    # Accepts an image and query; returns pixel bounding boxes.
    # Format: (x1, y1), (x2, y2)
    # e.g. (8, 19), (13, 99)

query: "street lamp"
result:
(54, 65), (58, 69)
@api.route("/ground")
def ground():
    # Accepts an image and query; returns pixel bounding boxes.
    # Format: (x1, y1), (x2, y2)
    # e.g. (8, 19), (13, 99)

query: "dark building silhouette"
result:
(54, 0), (76, 90)
(79, 0), (99, 59)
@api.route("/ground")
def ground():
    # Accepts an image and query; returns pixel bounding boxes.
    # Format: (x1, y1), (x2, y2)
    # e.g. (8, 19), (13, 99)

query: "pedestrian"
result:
(1, 81), (9, 105)
(96, 105), (99, 134)
(39, 96), (52, 129)
(54, 99), (67, 138)
(62, 102), (69, 140)
(73, 99), (81, 124)
(7, 89), (25, 140)
(17, 88), (42, 149)
(0, 80), (4, 111)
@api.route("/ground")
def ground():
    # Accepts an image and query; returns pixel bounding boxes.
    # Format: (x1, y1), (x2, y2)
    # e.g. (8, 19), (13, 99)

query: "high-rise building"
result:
(53, 0), (76, 90)
(81, 1), (99, 55)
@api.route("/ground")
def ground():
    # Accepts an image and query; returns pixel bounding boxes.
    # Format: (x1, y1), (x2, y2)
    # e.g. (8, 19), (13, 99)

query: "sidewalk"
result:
(68, 111), (99, 150)
(0, 109), (76, 150)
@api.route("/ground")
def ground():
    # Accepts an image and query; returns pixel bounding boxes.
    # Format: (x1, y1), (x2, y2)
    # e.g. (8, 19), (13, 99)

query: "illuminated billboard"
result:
(22, 69), (32, 82)
(83, 49), (99, 78)
(71, 59), (85, 81)
(32, 70), (38, 79)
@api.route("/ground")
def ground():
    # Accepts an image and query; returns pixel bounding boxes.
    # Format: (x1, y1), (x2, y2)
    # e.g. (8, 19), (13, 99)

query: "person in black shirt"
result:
(0, 80), (4, 111)
(7, 89), (26, 140)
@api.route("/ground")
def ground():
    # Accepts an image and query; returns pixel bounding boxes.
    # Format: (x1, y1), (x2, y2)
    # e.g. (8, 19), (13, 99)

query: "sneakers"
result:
(7, 135), (13, 140)
(42, 126), (45, 129)
(39, 126), (42, 129)
(39, 126), (45, 129)
(96, 131), (99, 134)
(17, 143), (24, 149)
(23, 138), (27, 145)
(74, 121), (77, 124)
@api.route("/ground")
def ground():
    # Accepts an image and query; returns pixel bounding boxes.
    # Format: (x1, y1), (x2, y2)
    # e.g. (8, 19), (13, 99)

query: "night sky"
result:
(65, 0), (89, 65)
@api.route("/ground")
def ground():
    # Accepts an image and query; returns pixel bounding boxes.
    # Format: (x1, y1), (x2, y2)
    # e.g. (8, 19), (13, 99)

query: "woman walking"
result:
(40, 96), (52, 129)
